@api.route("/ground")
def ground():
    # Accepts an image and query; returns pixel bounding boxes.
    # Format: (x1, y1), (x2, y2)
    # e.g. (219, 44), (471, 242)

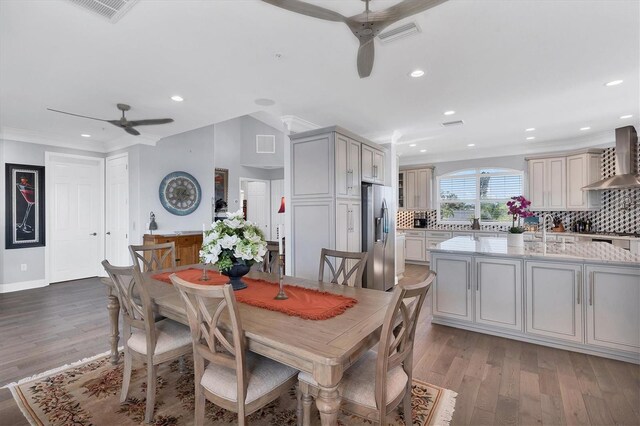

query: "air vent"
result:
(67, 0), (139, 23)
(378, 22), (421, 43)
(441, 120), (465, 128)
(256, 135), (276, 154)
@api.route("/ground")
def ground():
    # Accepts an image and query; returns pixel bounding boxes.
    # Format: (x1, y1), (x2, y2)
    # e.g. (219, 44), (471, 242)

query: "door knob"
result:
(106, 232), (111, 235)
(89, 233), (97, 236)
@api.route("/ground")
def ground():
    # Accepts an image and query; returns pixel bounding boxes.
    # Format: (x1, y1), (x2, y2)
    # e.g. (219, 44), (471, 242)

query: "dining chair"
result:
(298, 271), (435, 426)
(318, 248), (369, 287)
(129, 242), (177, 272)
(102, 260), (192, 423)
(170, 274), (298, 426)
(261, 241), (280, 273)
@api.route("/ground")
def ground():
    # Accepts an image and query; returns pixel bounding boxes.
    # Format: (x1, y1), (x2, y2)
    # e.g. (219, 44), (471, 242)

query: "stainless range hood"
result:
(583, 125), (640, 190)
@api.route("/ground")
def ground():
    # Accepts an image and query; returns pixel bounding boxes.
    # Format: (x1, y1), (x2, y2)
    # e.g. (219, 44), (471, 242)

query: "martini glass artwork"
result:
(16, 177), (35, 233)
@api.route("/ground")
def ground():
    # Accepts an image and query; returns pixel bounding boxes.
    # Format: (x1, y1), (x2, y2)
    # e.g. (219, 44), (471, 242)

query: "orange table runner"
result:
(151, 268), (357, 321)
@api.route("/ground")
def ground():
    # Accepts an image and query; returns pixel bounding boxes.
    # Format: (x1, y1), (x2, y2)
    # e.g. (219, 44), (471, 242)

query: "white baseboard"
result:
(0, 279), (48, 293)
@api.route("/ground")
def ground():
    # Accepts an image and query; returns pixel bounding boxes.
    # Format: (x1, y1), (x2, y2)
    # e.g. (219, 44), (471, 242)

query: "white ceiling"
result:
(1, 0), (638, 161)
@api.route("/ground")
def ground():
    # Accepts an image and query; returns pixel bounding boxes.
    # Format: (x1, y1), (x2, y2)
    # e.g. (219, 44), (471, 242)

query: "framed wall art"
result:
(5, 163), (45, 249)
(214, 168), (229, 212)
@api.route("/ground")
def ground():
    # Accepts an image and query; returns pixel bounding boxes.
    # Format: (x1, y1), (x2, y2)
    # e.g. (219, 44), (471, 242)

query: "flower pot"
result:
(222, 263), (251, 291)
(507, 233), (524, 247)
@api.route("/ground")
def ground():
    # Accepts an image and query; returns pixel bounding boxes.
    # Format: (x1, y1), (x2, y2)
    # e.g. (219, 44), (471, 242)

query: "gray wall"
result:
(0, 139), (104, 285)
(240, 116), (285, 168)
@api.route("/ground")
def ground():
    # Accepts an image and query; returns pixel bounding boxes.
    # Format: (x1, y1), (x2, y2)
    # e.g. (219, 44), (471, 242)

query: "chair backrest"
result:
(374, 271), (435, 410)
(102, 260), (157, 350)
(318, 248), (369, 287)
(170, 274), (248, 404)
(129, 242), (176, 272)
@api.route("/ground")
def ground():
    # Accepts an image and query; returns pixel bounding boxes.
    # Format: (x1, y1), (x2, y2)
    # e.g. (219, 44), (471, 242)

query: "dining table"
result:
(101, 264), (393, 426)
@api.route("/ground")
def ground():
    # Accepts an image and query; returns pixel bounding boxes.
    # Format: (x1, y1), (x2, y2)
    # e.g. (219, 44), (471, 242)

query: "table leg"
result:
(107, 292), (120, 365)
(315, 385), (341, 426)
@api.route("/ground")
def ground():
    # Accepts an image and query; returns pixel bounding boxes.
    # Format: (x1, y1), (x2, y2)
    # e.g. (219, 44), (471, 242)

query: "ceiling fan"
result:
(47, 103), (174, 136)
(262, 0), (447, 78)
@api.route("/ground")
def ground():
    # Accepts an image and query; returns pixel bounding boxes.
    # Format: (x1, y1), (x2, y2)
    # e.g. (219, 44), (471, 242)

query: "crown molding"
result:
(280, 115), (320, 134)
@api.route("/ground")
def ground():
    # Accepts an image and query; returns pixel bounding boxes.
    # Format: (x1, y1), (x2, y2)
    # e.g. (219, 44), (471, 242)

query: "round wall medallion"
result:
(159, 171), (201, 216)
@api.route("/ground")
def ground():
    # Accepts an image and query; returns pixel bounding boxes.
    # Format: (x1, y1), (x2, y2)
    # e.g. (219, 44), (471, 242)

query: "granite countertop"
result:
(432, 236), (640, 266)
(396, 227), (640, 241)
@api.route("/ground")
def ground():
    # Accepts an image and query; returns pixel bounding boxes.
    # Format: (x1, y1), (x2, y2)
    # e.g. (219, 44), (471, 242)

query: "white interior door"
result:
(47, 153), (104, 283)
(106, 154), (129, 266)
(270, 179), (284, 240)
(246, 181), (270, 238)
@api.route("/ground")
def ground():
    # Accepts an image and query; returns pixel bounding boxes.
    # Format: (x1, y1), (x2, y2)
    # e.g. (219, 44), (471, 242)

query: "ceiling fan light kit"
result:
(47, 103), (174, 136)
(261, 0), (447, 78)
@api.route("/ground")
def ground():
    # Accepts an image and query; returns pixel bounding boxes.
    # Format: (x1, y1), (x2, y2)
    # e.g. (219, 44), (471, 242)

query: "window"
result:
(437, 168), (523, 223)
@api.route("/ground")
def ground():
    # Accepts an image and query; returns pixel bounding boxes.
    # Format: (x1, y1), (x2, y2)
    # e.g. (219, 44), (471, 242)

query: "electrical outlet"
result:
(20, 264), (27, 271)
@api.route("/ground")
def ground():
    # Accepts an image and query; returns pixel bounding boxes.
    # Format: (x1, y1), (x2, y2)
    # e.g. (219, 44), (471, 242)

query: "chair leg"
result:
(120, 351), (132, 403)
(194, 385), (205, 426)
(296, 384), (303, 426)
(144, 363), (158, 423)
(403, 385), (412, 425)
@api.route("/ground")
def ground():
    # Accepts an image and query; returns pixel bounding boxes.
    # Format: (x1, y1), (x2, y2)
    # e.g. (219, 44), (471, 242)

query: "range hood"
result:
(583, 125), (640, 190)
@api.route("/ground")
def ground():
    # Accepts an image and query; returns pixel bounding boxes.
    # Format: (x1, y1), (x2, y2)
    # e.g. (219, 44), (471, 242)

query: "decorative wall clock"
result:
(159, 171), (201, 216)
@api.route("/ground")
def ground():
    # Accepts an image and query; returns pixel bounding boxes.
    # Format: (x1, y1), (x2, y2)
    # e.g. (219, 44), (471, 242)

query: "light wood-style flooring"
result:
(0, 267), (638, 425)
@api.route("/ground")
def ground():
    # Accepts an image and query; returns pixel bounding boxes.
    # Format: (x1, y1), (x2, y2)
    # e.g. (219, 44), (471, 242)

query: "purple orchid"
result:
(506, 195), (533, 232)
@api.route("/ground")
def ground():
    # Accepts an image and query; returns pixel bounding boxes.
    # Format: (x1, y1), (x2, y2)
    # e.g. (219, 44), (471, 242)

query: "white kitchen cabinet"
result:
(475, 257), (523, 331)
(362, 144), (385, 184)
(403, 168), (433, 210)
(566, 153), (602, 210)
(290, 199), (335, 280)
(398, 171), (405, 209)
(335, 134), (361, 199)
(528, 157), (566, 210)
(396, 233), (405, 280)
(586, 265), (640, 352)
(405, 232), (426, 262)
(335, 199), (362, 285)
(525, 261), (583, 343)
(432, 253), (473, 322)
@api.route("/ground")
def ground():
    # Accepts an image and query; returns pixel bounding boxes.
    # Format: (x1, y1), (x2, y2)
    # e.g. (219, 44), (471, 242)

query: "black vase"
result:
(222, 263), (251, 291)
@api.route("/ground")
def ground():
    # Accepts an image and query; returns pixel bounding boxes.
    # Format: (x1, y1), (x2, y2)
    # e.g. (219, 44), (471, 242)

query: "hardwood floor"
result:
(0, 268), (638, 425)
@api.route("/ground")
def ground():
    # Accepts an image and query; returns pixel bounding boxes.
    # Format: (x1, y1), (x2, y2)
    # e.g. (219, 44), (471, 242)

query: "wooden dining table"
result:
(102, 264), (393, 426)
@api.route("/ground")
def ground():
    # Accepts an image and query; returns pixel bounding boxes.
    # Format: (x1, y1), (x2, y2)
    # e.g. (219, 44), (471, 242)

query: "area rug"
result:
(4, 351), (457, 426)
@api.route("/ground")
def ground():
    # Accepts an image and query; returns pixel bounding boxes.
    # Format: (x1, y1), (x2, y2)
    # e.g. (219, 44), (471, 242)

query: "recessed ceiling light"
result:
(580, 126), (591, 131)
(467, 143), (475, 147)
(444, 110), (456, 116)
(410, 69), (425, 78)
(526, 136), (536, 140)
(525, 128), (535, 132)
(409, 143), (417, 147)
(254, 98), (275, 106)
(171, 95), (184, 102)
(81, 134), (91, 138)
(620, 114), (633, 119)
(605, 80), (623, 87)
(420, 149), (427, 153)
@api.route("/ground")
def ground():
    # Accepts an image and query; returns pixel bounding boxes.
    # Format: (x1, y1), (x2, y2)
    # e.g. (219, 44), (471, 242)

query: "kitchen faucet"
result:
(541, 214), (554, 245)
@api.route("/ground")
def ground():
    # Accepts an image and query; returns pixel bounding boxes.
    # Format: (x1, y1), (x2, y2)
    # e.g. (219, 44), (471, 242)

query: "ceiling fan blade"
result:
(124, 127), (140, 136)
(46, 108), (109, 122)
(370, 0), (447, 24)
(129, 118), (174, 127)
(357, 38), (375, 78)
(261, 0), (346, 22)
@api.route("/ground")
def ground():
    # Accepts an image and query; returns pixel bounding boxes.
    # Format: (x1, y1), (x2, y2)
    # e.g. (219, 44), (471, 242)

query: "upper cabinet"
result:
(335, 133), (361, 199)
(400, 167), (433, 210)
(527, 149), (602, 211)
(362, 144), (385, 185)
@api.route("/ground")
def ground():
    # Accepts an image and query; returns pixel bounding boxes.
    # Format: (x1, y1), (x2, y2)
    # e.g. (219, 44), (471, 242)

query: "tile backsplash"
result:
(397, 144), (640, 233)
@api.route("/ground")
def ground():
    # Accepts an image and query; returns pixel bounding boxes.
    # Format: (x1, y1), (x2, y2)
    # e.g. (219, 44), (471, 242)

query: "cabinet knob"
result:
(106, 231), (111, 235)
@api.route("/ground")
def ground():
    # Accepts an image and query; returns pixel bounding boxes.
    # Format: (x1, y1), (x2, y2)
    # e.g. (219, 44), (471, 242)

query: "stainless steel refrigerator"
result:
(362, 184), (395, 291)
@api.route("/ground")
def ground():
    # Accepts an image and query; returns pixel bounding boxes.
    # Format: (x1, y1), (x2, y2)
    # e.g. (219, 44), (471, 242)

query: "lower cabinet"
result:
(405, 236), (426, 262)
(143, 233), (202, 268)
(525, 261), (583, 343)
(586, 265), (640, 352)
(335, 199), (362, 286)
(475, 257), (522, 331)
(431, 253), (472, 322)
(396, 233), (406, 279)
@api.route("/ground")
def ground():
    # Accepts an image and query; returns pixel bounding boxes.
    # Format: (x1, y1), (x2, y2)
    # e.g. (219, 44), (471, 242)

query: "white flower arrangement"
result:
(200, 210), (268, 272)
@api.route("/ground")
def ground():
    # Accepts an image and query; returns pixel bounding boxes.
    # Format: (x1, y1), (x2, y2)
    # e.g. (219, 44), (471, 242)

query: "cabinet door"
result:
(348, 201), (361, 252)
(525, 261), (583, 343)
(475, 257), (522, 331)
(398, 171), (405, 209)
(432, 254), (473, 322)
(335, 200), (350, 252)
(405, 170), (417, 210)
(373, 150), (385, 184)
(291, 200), (334, 280)
(566, 154), (587, 209)
(416, 169), (431, 210)
(335, 134), (349, 198)
(586, 265), (640, 352)
(546, 157), (566, 209)
(361, 145), (375, 182)
(405, 237), (425, 261)
(348, 139), (361, 198)
(528, 159), (546, 209)
(291, 133), (334, 199)
(396, 236), (405, 276)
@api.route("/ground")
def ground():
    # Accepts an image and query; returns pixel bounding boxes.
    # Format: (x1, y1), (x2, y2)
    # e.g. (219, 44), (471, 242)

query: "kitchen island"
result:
(430, 236), (640, 363)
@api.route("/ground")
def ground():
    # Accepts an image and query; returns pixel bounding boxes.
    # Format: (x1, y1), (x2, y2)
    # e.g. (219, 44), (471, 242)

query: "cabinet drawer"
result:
(426, 231), (452, 238)
(177, 236), (196, 246)
(426, 238), (449, 250)
(405, 230), (426, 237)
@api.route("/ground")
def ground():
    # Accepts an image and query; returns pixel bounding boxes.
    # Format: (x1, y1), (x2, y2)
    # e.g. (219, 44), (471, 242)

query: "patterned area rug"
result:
(4, 351), (457, 426)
